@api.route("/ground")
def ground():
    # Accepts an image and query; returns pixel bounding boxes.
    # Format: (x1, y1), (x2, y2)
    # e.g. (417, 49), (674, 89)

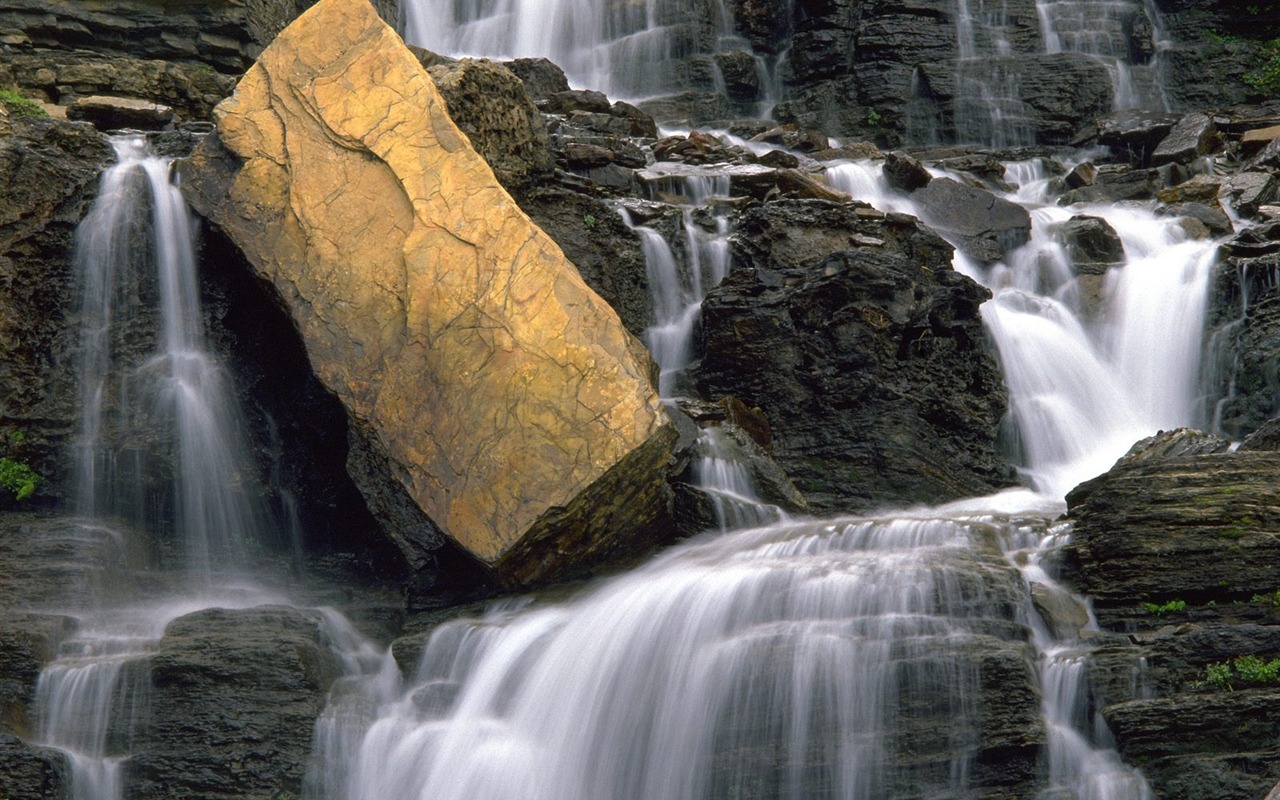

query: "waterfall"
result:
(401, 0), (735, 101)
(71, 135), (266, 577)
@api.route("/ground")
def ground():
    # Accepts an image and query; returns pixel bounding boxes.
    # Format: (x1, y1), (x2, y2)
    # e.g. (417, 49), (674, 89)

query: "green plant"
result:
(1196, 655), (1280, 691)
(1252, 589), (1280, 606)
(1244, 38), (1280, 98)
(865, 109), (883, 127)
(583, 213), (596, 230)
(1140, 599), (1186, 615)
(0, 87), (47, 118)
(0, 457), (39, 500)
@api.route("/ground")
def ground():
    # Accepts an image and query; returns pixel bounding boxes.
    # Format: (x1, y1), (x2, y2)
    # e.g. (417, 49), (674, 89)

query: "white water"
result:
(401, 0), (743, 102)
(952, 0), (1169, 145)
(34, 136), (383, 800)
(302, 140), (1228, 797)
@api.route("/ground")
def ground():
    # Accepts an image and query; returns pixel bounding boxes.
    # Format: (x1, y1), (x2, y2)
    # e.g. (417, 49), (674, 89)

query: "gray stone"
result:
(1227, 172), (1278, 218)
(883, 150), (932, 192)
(1151, 113), (1221, 167)
(1052, 215), (1124, 271)
(910, 177), (1032, 262)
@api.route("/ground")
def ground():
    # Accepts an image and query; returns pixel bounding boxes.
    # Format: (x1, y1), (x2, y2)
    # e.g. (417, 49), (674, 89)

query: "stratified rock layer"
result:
(696, 200), (1015, 513)
(182, 0), (673, 588)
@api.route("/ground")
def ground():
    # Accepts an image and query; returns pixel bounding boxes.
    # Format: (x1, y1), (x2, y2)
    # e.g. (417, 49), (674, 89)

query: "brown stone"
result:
(181, 0), (674, 588)
(1242, 124), (1280, 153)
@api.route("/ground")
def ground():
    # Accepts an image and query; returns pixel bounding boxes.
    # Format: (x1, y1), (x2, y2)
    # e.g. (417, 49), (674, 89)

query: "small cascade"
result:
(692, 427), (785, 531)
(624, 174), (732, 397)
(1036, 0), (1169, 109)
(34, 135), (282, 800)
(952, 0), (1039, 147)
(999, 518), (1153, 799)
(72, 135), (266, 578)
(401, 0), (751, 104)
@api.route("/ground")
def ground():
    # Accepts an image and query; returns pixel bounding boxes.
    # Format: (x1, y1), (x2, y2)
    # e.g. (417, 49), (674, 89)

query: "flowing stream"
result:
(301, 136), (1224, 796)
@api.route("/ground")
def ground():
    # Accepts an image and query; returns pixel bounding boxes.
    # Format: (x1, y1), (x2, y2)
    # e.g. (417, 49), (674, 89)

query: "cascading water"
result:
(33, 134), (277, 800)
(1035, 0), (1170, 110)
(31, 135), (383, 800)
(401, 0), (743, 102)
(299, 135), (1229, 797)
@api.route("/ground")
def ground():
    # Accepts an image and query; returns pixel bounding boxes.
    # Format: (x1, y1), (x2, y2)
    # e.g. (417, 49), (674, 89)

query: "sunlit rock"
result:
(181, 0), (676, 588)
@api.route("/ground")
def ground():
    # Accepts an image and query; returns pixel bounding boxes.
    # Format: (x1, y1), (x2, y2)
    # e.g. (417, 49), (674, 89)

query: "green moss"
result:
(0, 87), (47, 118)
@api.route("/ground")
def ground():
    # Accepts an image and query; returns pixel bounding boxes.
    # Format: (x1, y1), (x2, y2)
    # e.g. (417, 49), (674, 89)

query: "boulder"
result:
(1063, 161), (1096, 189)
(883, 150), (932, 192)
(696, 200), (1015, 513)
(504, 57), (570, 102)
(1051, 215), (1124, 272)
(180, 0), (677, 589)
(909, 177), (1032, 262)
(425, 58), (555, 195)
(65, 94), (174, 130)
(1150, 113), (1221, 167)
(1226, 172), (1279, 218)
(1241, 123), (1280, 154)
(124, 606), (344, 800)
(1092, 109), (1182, 166)
(713, 51), (762, 103)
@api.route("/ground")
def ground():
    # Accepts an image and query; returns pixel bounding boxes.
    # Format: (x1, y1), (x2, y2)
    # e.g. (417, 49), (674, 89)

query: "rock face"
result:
(181, 0), (676, 589)
(1208, 220), (1280, 439)
(1061, 427), (1280, 798)
(0, 116), (114, 506)
(696, 200), (1015, 514)
(124, 606), (343, 800)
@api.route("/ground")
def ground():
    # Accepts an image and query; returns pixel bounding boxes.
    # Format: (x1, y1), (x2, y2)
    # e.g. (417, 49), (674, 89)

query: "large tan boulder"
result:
(181, 0), (677, 588)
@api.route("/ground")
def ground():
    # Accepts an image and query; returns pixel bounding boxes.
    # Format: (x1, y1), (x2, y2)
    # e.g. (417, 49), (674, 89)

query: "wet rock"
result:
(0, 734), (67, 800)
(1091, 109), (1182, 166)
(909, 177), (1032, 262)
(1051, 215), (1124, 271)
(653, 130), (741, 165)
(1061, 166), (1162, 204)
(1029, 581), (1089, 640)
(635, 91), (731, 125)
(65, 94), (174, 130)
(0, 117), (114, 505)
(0, 611), (76, 735)
(1063, 161), (1097, 189)
(517, 184), (653, 338)
(1209, 224), (1280, 439)
(1242, 124), (1280, 154)
(504, 57), (570, 101)
(182, 0), (677, 589)
(756, 149), (800, 169)
(749, 124), (828, 153)
(713, 51), (762, 103)
(1158, 202), (1233, 237)
(931, 153), (1009, 188)
(696, 200), (1015, 513)
(539, 89), (612, 115)
(1063, 428), (1280, 615)
(426, 58), (556, 195)
(1104, 692), (1280, 800)
(883, 151), (932, 192)
(1151, 113), (1221, 167)
(1246, 138), (1280, 173)
(124, 606), (345, 800)
(1157, 174), (1223, 205)
(1225, 172), (1279, 218)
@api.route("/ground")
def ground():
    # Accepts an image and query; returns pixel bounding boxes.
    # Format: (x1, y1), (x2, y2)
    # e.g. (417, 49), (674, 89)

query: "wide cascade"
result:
(302, 109), (1225, 798)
